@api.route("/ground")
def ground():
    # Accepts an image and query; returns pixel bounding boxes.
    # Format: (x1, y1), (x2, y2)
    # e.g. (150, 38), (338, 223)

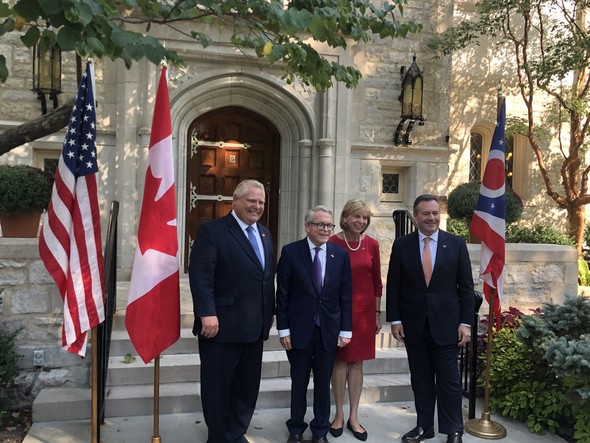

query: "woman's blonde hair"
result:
(339, 199), (371, 233)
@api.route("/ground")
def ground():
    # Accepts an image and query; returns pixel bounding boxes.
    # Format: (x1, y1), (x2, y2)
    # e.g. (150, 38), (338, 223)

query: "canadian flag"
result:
(126, 67), (180, 363)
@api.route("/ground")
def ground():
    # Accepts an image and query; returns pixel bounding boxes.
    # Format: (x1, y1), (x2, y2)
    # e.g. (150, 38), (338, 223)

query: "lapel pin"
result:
(442, 244), (447, 248)
(330, 254), (335, 258)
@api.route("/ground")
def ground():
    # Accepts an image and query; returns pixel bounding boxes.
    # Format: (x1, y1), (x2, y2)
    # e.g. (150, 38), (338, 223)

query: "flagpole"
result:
(91, 328), (99, 443)
(152, 355), (162, 443)
(465, 287), (506, 439)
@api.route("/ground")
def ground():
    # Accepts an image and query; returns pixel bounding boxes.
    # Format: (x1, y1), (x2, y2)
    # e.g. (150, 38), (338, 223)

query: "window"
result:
(381, 168), (406, 202)
(34, 148), (60, 179)
(469, 128), (530, 199)
(469, 133), (483, 182)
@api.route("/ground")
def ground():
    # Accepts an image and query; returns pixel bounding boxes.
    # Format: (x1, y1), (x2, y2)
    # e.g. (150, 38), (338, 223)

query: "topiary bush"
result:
(446, 218), (469, 241)
(447, 181), (523, 224)
(0, 164), (52, 216)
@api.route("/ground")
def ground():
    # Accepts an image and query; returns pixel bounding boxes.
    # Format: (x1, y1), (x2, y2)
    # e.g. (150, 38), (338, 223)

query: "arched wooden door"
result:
(184, 106), (280, 271)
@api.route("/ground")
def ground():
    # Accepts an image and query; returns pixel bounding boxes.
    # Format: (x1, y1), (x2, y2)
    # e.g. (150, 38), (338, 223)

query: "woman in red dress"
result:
(329, 199), (383, 441)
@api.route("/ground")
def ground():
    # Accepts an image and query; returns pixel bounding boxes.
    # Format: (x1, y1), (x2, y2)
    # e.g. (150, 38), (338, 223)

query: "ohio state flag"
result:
(126, 67), (180, 363)
(470, 99), (506, 328)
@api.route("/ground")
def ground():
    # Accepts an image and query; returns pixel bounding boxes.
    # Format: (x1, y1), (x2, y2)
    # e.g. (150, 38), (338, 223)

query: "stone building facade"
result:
(0, 1), (581, 399)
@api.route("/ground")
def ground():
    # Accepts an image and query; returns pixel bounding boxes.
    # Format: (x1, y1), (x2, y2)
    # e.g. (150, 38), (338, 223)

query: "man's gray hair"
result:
(304, 205), (333, 224)
(233, 179), (265, 198)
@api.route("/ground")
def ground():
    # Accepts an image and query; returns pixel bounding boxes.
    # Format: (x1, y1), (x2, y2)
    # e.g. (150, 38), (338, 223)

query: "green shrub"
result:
(0, 328), (20, 424)
(506, 224), (575, 245)
(447, 181), (523, 224)
(446, 218), (469, 241)
(578, 258), (590, 286)
(487, 326), (572, 435)
(0, 164), (52, 215)
(517, 295), (590, 441)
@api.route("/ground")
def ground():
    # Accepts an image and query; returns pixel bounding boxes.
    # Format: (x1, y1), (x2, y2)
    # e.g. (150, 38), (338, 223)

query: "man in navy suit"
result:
(386, 195), (475, 443)
(276, 205), (353, 443)
(189, 179), (275, 443)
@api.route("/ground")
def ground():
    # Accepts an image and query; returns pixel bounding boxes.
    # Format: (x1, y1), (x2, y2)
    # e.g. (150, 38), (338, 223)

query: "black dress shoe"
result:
(329, 421), (343, 437)
(312, 436), (330, 443)
(402, 426), (435, 443)
(446, 432), (463, 443)
(287, 434), (304, 443)
(347, 419), (368, 441)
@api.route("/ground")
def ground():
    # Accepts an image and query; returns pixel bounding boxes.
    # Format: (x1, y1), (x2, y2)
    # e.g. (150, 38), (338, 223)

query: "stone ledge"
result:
(0, 237), (40, 259)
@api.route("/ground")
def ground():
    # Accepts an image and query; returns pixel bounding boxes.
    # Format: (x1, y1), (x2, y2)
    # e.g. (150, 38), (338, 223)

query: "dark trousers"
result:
(405, 322), (463, 435)
(199, 338), (264, 443)
(286, 326), (338, 438)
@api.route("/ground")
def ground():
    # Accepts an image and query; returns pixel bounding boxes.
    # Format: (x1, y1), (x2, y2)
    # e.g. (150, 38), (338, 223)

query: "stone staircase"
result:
(32, 282), (412, 422)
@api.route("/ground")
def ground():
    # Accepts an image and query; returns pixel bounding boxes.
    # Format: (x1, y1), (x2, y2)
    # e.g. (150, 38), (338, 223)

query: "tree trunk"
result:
(0, 99), (75, 156)
(567, 203), (586, 255)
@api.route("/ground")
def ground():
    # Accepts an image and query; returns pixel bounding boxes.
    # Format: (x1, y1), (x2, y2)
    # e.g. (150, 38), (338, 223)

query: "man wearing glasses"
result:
(276, 205), (353, 443)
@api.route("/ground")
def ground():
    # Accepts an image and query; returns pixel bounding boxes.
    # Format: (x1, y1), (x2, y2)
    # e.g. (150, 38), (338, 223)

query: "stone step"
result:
(106, 348), (409, 386)
(109, 328), (398, 357)
(33, 373), (413, 422)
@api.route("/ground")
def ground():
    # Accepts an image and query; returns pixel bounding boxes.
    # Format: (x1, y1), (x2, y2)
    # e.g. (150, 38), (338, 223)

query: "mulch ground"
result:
(0, 408), (32, 443)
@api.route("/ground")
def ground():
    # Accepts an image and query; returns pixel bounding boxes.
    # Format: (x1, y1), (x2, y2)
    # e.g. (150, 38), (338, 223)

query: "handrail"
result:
(392, 209), (418, 237)
(460, 291), (483, 419)
(97, 200), (119, 434)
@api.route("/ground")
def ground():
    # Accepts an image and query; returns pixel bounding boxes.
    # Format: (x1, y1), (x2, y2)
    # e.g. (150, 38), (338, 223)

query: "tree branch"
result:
(0, 99), (74, 157)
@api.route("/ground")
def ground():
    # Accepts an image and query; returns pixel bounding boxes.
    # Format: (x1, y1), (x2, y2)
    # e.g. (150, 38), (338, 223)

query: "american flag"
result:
(470, 99), (506, 328)
(39, 62), (105, 357)
(126, 66), (180, 364)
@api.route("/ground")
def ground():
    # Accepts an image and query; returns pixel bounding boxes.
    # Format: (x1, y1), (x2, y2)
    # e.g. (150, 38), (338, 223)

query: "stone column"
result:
(298, 139), (313, 235)
(317, 138), (335, 210)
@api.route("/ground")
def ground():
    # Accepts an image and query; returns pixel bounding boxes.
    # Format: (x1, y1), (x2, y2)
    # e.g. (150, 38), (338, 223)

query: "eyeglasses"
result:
(309, 222), (336, 230)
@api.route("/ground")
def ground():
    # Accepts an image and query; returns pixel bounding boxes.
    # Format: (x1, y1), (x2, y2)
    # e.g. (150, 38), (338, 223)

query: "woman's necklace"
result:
(343, 232), (363, 252)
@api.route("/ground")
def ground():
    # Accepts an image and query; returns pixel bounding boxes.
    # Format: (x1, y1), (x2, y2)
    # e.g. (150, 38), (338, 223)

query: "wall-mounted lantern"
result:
(32, 41), (62, 114)
(394, 54), (426, 145)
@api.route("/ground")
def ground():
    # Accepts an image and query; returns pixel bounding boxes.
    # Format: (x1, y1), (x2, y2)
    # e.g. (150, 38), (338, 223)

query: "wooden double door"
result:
(184, 106), (280, 271)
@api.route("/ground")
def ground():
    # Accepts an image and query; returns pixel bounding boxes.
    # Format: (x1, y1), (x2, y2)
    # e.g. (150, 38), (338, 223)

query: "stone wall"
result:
(0, 237), (579, 408)
(0, 238), (88, 408)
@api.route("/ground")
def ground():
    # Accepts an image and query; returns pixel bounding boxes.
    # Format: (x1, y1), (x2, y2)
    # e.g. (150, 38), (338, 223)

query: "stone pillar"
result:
(317, 138), (335, 210)
(298, 139), (313, 235)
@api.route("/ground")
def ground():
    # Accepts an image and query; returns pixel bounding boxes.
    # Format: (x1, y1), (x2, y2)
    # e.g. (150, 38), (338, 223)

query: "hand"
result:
(200, 316), (219, 338)
(338, 336), (351, 348)
(376, 314), (382, 334)
(458, 324), (471, 347)
(280, 336), (292, 351)
(391, 323), (405, 342)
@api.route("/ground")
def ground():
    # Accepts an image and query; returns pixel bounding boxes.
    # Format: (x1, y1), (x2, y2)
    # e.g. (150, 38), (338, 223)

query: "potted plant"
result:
(447, 181), (523, 242)
(0, 164), (52, 238)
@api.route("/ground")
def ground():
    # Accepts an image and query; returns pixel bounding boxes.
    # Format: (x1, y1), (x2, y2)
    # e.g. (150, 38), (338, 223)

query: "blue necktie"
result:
(246, 226), (263, 265)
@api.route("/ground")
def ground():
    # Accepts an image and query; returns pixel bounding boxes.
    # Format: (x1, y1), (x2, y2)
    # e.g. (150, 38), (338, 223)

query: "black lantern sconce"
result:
(394, 54), (426, 145)
(32, 41), (62, 114)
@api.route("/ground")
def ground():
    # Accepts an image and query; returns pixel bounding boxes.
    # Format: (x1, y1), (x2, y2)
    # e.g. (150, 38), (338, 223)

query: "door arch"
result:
(184, 106), (280, 270)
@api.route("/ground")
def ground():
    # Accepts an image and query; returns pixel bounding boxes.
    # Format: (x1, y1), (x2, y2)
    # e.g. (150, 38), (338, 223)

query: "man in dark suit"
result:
(276, 205), (353, 443)
(189, 179), (275, 443)
(386, 195), (475, 443)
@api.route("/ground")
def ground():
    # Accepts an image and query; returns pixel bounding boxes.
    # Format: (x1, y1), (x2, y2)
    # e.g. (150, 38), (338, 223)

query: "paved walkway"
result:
(23, 399), (565, 443)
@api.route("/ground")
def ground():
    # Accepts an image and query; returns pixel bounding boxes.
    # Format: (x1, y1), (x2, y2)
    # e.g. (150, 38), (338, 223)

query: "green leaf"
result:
(86, 37), (105, 56)
(0, 18), (15, 37)
(20, 26), (40, 47)
(0, 55), (8, 83)
(13, 0), (42, 21)
(74, 2), (94, 26)
(56, 25), (81, 51)
(38, 0), (63, 16)
(0, 3), (11, 17)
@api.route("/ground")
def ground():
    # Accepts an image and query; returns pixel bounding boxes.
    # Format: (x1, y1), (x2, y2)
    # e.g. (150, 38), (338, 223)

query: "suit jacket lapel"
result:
(226, 215), (263, 270)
